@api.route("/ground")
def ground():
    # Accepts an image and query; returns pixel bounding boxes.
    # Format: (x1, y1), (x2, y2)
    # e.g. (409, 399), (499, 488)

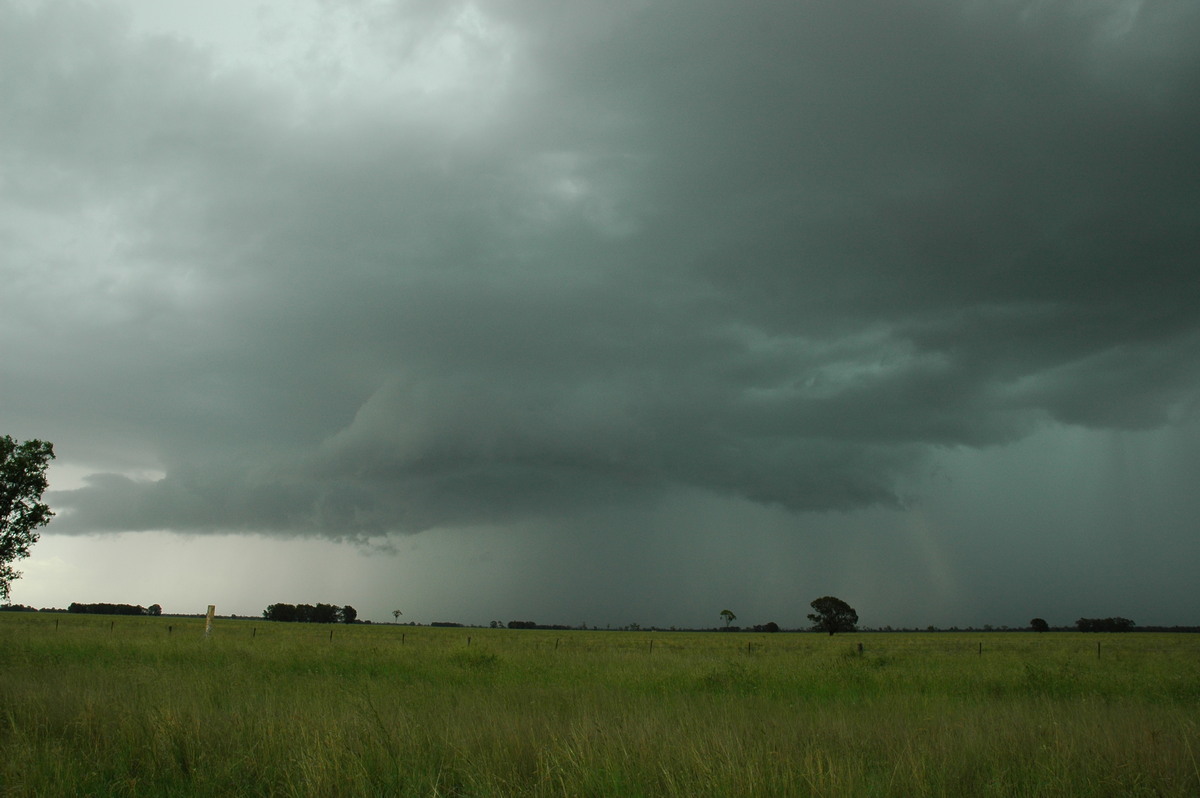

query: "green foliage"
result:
(1, 616), (1199, 796)
(262, 602), (355, 623)
(0, 436), (55, 601)
(1077, 616), (1135, 632)
(808, 595), (859, 635)
(68, 602), (153, 616)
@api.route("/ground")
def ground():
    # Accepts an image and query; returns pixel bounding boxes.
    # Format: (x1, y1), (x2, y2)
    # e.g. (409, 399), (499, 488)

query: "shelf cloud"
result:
(4, 1), (1197, 555)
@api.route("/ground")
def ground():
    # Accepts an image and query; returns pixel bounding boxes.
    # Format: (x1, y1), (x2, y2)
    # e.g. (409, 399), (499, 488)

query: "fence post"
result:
(205, 605), (215, 638)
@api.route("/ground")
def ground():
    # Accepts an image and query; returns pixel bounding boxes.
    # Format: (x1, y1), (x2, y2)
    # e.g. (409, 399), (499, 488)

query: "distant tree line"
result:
(68, 602), (162, 616)
(1076, 617), (1135, 632)
(497, 620), (577, 630)
(262, 603), (357, 624)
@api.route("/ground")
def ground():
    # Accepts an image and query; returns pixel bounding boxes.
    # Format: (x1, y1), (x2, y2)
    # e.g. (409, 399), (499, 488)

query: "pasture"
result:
(1, 613), (1198, 796)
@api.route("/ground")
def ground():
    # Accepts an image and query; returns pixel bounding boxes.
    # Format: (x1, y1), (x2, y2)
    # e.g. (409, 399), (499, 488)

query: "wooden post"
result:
(978, 642), (982, 656)
(649, 639), (654, 654)
(1097, 642), (1101, 659)
(329, 628), (334, 642)
(555, 638), (560, 651)
(252, 627), (256, 638)
(467, 636), (471, 646)
(54, 618), (59, 631)
(205, 605), (215, 638)
(402, 633), (406, 645)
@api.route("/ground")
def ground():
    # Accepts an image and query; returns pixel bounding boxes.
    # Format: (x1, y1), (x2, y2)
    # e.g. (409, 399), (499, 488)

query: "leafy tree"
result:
(720, 609), (736, 628)
(264, 603), (298, 622)
(0, 436), (55, 601)
(1030, 617), (1049, 632)
(807, 596), (858, 635)
(312, 603), (339, 623)
(1076, 617), (1134, 632)
(68, 602), (146, 616)
(264, 602), (355, 623)
(148, 604), (163, 617)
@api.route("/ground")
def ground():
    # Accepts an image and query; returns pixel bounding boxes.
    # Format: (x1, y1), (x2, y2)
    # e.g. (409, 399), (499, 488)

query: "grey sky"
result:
(3, 1), (1198, 627)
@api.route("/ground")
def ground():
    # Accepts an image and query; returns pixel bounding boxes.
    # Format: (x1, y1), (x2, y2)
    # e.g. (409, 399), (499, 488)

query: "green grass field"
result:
(1, 613), (1198, 796)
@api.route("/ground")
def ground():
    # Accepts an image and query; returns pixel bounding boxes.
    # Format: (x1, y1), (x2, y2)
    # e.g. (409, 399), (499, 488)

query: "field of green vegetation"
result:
(1, 614), (1198, 796)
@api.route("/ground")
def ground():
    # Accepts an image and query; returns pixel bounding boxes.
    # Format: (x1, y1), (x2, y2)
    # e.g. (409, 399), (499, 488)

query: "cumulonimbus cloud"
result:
(11, 0), (1199, 537)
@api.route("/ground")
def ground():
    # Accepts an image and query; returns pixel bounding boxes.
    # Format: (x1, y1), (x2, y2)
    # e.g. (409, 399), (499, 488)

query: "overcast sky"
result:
(3, 0), (1199, 628)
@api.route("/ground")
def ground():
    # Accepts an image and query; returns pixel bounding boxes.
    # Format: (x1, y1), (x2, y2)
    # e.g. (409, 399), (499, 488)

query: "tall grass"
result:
(1, 614), (1197, 796)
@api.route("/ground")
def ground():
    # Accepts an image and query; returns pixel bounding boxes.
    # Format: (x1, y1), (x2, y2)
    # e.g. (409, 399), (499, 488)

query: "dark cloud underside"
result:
(1, 1), (1196, 537)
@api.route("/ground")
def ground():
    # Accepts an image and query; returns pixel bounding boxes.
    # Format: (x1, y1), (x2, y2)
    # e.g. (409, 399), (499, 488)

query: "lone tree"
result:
(808, 595), (858, 635)
(1030, 618), (1050, 632)
(1, 436), (55, 601)
(720, 609), (736, 628)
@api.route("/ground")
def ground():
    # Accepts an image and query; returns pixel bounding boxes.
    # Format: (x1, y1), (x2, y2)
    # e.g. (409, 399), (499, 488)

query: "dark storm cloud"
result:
(4, 1), (1197, 536)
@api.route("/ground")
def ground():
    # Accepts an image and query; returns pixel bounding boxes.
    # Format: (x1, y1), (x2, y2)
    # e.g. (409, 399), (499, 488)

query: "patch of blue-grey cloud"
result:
(3, 1), (1197, 571)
